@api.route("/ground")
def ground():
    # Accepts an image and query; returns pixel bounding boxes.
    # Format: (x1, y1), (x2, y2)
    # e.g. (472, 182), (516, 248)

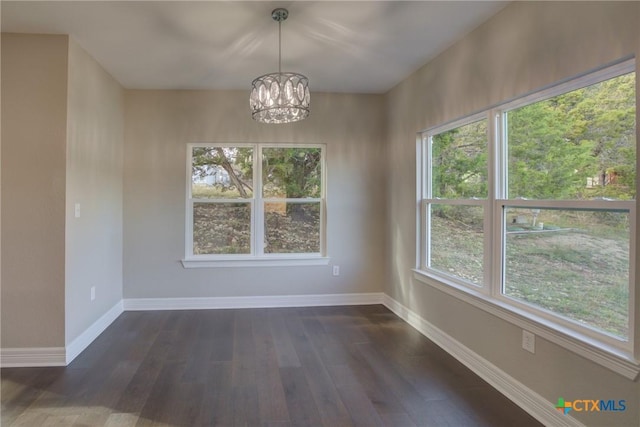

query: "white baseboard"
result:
(1, 347), (67, 367)
(2, 301), (124, 368)
(381, 294), (585, 427)
(123, 292), (384, 311)
(65, 300), (124, 364)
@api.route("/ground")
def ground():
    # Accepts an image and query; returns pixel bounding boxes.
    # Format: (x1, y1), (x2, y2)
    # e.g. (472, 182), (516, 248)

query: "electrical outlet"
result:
(522, 330), (535, 353)
(91, 286), (96, 301)
(332, 265), (340, 276)
(74, 203), (81, 218)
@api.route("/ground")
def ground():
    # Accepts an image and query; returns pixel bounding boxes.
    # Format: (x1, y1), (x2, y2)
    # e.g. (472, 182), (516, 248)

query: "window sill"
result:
(182, 256), (330, 268)
(412, 269), (640, 380)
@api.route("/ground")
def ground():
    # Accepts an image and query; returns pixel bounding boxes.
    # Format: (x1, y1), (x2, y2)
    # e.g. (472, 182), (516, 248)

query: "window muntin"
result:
(187, 144), (325, 259)
(419, 59), (636, 352)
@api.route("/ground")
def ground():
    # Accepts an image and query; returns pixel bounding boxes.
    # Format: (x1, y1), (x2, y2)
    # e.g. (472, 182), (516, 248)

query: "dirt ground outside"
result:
(430, 215), (629, 338)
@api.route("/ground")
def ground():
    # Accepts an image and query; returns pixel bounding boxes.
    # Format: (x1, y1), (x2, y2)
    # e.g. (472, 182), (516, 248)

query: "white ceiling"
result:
(1, 1), (507, 94)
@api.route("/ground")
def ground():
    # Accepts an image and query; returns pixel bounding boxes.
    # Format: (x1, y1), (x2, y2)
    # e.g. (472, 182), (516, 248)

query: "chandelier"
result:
(250, 8), (310, 124)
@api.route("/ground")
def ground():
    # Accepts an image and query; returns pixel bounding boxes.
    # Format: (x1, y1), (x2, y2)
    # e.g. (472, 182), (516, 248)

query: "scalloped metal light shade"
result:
(250, 72), (310, 124)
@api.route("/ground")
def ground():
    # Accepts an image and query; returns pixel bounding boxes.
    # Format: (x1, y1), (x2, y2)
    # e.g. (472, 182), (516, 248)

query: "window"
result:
(423, 116), (488, 286)
(185, 144), (327, 266)
(417, 59), (637, 366)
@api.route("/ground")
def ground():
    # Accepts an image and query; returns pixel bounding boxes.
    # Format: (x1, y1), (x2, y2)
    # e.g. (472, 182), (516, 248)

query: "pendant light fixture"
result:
(250, 8), (310, 124)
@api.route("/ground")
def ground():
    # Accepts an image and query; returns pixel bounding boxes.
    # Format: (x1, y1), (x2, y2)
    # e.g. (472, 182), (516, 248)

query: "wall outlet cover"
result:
(522, 330), (535, 353)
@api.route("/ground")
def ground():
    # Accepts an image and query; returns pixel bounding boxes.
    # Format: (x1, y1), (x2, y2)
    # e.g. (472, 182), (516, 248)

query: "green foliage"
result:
(192, 146), (322, 200)
(508, 99), (596, 199)
(432, 119), (488, 198)
(582, 74), (636, 198)
(192, 146), (254, 198)
(262, 148), (322, 198)
(507, 72), (636, 200)
(433, 73), (636, 202)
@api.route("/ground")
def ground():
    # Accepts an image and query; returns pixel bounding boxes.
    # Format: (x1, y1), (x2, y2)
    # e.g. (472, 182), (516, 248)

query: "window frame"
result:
(419, 112), (492, 289)
(416, 58), (640, 378)
(183, 142), (329, 268)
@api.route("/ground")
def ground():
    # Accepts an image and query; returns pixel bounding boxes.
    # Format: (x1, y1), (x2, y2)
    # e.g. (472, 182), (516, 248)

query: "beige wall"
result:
(1, 34), (69, 348)
(1, 34), (124, 349)
(123, 90), (387, 298)
(385, 2), (640, 426)
(65, 39), (124, 344)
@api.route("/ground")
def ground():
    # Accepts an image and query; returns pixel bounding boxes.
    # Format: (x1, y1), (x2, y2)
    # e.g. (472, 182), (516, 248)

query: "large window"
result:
(185, 144), (326, 265)
(418, 60), (636, 358)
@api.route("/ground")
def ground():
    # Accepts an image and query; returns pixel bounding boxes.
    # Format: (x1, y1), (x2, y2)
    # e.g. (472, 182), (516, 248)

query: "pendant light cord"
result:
(278, 19), (282, 74)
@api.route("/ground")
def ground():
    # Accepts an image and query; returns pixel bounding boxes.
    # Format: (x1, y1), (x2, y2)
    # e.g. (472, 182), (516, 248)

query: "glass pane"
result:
(262, 147), (322, 198)
(264, 202), (320, 253)
(432, 119), (488, 198)
(503, 207), (629, 338)
(506, 72), (636, 200)
(191, 147), (253, 199)
(193, 203), (251, 254)
(429, 204), (484, 285)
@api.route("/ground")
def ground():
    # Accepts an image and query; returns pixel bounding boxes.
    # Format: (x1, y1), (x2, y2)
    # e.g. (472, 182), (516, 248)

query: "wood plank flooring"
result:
(1, 305), (542, 427)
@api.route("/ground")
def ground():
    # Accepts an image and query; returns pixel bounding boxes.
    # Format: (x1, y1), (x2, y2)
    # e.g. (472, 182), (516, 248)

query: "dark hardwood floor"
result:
(1, 305), (542, 427)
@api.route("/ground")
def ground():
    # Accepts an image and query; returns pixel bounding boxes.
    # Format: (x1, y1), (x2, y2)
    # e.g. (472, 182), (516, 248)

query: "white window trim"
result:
(184, 143), (328, 267)
(416, 58), (640, 379)
(181, 256), (331, 268)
